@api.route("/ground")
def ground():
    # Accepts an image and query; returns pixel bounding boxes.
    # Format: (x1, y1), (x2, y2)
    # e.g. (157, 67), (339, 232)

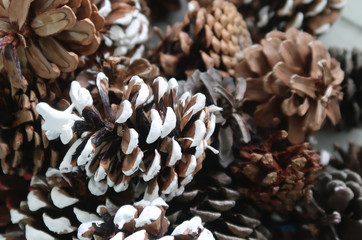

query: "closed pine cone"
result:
(235, 28), (344, 144)
(36, 72), (218, 201)
(0, 0), (104, 86)
(150, 0), (252, 78)
(229, 130), (322, 212)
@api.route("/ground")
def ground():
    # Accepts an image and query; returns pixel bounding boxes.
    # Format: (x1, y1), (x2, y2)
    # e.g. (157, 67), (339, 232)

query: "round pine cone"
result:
(228, 0), (346, 41)
(0, 0), (104, 85)
(0, 75), (71, 176)
(236, 28), (344, 144)
(150, 0), (252, 78)
(229, 130), (322, 212)
(36, 73), (218, 201)
(95, 0), (150, 59)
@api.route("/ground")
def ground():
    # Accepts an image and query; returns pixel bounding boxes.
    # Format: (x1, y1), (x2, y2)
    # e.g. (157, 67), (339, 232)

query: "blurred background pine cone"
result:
(333, 141), (362, 176)
(235, 28), (344, 144)
(229, 130), (322, 212)
(149, 0), (252, 79)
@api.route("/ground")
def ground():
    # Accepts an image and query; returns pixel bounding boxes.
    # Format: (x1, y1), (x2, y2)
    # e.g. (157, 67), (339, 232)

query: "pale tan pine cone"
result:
(235, 28), (344, 144)
(229, 130), (322, 213)
(150, 0), (252, 78)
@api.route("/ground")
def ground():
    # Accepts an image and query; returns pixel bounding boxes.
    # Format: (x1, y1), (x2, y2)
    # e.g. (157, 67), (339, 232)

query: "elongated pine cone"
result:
(0, 75), (70, 176)
(150, 0), (252, 78)
(95, 0), (150, 59)
(167, 168), (272, 240)
(328, 47), (362, 128)
(0, 0), (104, 84)
(228, 0), (346, 41)
(236, 28), (344, 144)
(229, 130), (322, 212)
(36, 73), (218, 201)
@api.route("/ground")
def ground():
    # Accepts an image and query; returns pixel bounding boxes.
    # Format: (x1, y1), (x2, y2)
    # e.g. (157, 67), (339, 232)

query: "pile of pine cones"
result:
(2, 0), (362, 240)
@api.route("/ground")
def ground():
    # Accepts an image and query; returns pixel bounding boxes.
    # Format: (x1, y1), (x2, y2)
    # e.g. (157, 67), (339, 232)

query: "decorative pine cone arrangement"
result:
(150, 0), (252, 78)
(229, 130), (322, 212)
(236, 28), (344, 144)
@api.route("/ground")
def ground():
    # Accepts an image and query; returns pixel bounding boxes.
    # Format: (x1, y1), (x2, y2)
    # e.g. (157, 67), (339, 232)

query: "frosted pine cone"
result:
(37, 73), (218, 201)
(236, 29), (344, 144)
(150, 0), (252, 78)
(0, 0), (104, 84)
(95, 0), (150, 59)
(229, 130), (322, 212)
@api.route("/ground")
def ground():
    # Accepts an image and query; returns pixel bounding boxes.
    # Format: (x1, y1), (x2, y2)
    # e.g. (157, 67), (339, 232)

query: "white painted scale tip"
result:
(114, 205), (137, 229)
(134, 206), (162, 228)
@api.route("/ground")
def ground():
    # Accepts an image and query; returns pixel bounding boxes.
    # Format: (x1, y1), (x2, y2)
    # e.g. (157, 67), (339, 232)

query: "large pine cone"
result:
(228, 0), (346, 41)
(229, 130), (322, 212)
(0, 75), (70, 176)
(0, 0), (104, 85)
(236, 28), (344, 144)
(328, 47), (362, 129)
(36, 73), (218, 201)
(150, 0), (252, 78)
(95, 0), (150, 59)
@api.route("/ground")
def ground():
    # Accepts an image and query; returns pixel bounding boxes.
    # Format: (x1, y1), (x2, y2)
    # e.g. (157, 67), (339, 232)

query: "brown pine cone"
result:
(333, 142), (362, 176)
(227, 0), (346, 42)
(166, 168), (272, 240)
(229, 130), (322, 212)
(0, 0), (104, 85)
(236, 28), (344, 144)
(0, 75), (71, 176)
(94, 0), (150, 59)
(150, 0), (252, 79)
(328, 47), (362, 129)
(36, 72), (218, 201)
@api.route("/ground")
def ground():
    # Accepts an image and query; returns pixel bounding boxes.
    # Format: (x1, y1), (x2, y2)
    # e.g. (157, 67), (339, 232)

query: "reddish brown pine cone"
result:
(229, 130), (322, 212)
(236, 28), (344, 144)
(150, 0), (252, 79)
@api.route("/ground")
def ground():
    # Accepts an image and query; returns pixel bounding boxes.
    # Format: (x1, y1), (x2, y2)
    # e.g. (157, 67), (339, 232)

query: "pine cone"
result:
(36, 73), (218, 201)
(150, 0), (252, 78)
(235, 28), (344, 144)
(146, 0), (181, 20)
(178, 67), (255, 167)
(229, 130), (322, 212)
(0, 0), (104, 86)
(0, 75), (71, 176)
(95, 0), (150, 59)
(333, 142), (362, 176)
(328, 47), (362, 128)
(227, 0), (346, 42)
(166, 167), (272, 240)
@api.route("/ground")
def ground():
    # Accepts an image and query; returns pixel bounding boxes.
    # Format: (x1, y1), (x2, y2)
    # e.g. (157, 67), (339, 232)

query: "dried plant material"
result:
(227, 0), (346, 41)
(0, 0), (104, 84)
(333, 142), (362, 176)
(236, 29), (344, 144)
(37, 73), (218, 201)
(96, 0), (150, 60)
(150, 0), (251, 79)
(229, 130), (322, 212)
(146, 0), (181, 20)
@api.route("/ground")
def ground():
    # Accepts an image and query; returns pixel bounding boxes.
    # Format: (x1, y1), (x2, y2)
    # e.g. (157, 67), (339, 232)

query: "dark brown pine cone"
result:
(0, 0), (104, 84)
(227, 0), (346, 42)
(229, 130), (322, 213)
(328, 47), (362, 128)
(178, 67), (255, 167)
(166, 166), (272, 240)
(36, 72), (218, 201)
(333, 142), (362, 176)
(150, 0), (252, 79)
(235, 28), (344, 144)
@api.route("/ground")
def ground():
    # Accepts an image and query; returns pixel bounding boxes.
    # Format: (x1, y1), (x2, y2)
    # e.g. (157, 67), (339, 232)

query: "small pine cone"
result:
(95, 0), (150, 59)
(36, 73), (218, 201)
(0, 0), (104, 85)
(333, 142), (362, 176)
(229, 0), (346, 41)
(0, 76), (71, 176)
(167, 169), (272, 240)
(178, 67), (255, 167)
(328, 47), (362, 128)
(236, 28), (344, 144)
(8, 168), (132, 240)
(150, 0), (252, 78)
(229, 130), (322, 212)
(146, 0), (181, 20)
